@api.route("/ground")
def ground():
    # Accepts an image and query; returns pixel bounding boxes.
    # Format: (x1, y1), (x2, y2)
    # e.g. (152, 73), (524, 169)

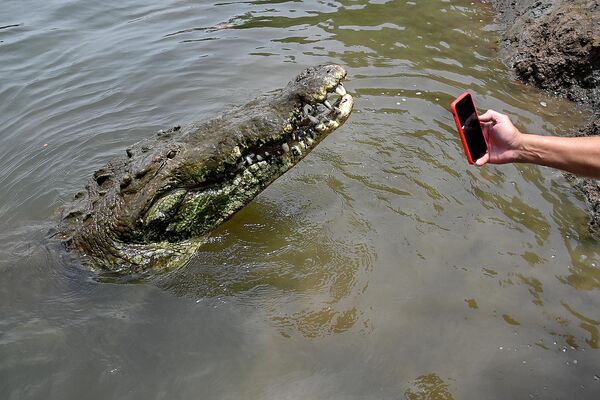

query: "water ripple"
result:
(1, 0), (599, 397)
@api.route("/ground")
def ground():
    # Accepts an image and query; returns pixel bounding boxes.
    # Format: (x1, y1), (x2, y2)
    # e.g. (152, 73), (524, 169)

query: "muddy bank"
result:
(485, 0), (600, 237)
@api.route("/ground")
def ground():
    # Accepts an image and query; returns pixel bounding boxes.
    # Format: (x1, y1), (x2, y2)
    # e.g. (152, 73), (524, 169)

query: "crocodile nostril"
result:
(93, 170), (112, 186)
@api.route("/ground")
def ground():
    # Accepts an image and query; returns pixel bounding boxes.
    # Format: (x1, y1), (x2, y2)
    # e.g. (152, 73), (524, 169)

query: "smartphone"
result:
(450, 92), (488, 164)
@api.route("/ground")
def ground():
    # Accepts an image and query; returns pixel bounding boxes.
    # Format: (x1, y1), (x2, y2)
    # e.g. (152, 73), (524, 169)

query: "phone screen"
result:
(456, 94), (487, 161)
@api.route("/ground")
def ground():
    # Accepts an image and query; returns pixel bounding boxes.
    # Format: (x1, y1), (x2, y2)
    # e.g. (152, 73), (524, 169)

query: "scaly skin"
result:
(58, 65), (354, 277)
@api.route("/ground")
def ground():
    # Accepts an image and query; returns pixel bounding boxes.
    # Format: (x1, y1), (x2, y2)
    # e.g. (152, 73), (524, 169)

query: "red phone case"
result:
(450, 92), (487, 165)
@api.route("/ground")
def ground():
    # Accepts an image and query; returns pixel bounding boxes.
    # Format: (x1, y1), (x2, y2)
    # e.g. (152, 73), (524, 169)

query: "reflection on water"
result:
(562, 302), (599, 349)
(2, 0), (600, 398)
(404, 373), (455, 400)
(160, 187), (376, 338)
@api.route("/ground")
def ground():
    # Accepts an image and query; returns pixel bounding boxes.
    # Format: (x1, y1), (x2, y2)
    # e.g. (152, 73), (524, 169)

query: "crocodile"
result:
(57, 64), (353, 278)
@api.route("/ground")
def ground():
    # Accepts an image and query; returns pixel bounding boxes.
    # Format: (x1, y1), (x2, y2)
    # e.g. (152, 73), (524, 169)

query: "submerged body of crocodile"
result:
(58, 65), (353, 276)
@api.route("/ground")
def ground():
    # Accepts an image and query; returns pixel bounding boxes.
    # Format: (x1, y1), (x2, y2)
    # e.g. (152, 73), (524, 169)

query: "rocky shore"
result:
(484, 0), (600, 237)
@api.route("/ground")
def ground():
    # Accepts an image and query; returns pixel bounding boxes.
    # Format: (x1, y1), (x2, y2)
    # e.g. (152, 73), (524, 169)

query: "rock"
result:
(486, 0), (600, 110)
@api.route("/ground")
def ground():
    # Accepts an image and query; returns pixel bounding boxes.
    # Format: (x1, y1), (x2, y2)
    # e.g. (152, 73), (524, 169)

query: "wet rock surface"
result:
(485, 0), (600, 237)
(488, 0), (600, 108)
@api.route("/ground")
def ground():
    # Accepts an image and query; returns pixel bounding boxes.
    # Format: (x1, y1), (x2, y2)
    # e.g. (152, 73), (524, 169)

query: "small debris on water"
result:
(540, 101), (547, 107)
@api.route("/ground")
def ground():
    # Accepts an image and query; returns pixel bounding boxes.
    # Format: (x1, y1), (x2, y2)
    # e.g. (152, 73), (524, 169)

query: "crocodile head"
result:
(59, 64), (353, 276)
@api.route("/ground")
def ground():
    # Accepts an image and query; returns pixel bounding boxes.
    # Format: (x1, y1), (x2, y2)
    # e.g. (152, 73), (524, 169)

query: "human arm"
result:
(475, 109), (600, 179)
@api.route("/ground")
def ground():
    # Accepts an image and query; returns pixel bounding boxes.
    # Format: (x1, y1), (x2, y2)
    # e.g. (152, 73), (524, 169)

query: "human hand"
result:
(475, 109), (523, 166)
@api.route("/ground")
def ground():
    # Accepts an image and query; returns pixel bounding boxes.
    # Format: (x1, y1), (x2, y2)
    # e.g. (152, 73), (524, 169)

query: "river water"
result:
(1, 0), (599, 398)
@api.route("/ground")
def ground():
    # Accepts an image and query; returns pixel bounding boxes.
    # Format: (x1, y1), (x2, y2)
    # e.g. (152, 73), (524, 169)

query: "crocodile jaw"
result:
(141, 66), (354, 243)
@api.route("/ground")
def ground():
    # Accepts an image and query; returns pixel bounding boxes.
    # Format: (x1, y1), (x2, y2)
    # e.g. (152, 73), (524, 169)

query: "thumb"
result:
(475, 152), (489, 167)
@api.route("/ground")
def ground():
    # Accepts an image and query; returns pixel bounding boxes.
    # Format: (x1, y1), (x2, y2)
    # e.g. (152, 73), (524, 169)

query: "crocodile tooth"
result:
(256, 154), (263, 161)
(335, 85), (347, 96)
(292, 145), (302, 155)
(306, 137), (314, 145)
(246, 156), (253, 165)
(323, 100), (333, 110)
(299, 141), (306, 149)
(308, 115), (319, 124)
(282, 143), (290, 153)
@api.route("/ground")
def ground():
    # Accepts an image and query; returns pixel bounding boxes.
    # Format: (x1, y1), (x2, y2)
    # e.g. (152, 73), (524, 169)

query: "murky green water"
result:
(1, 0), (599, 398)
